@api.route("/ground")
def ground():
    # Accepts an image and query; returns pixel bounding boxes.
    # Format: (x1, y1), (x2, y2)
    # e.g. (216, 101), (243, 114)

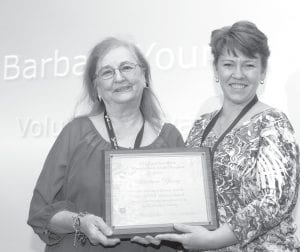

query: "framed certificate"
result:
(104, 148), (218, 238)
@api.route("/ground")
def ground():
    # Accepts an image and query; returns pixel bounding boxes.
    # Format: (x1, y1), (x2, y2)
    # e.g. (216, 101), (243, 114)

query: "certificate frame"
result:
(104, 148), (218, 238)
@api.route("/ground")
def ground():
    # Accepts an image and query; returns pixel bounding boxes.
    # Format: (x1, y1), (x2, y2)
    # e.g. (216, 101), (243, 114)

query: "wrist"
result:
(72, 212), (89, 246)
(209, 224), (238, 249)
(205, 229), (217, 249)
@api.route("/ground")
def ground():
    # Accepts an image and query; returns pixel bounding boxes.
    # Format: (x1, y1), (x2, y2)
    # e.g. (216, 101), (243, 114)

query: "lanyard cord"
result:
(200, 95), (258, 156)
(104, 109), (145, 150)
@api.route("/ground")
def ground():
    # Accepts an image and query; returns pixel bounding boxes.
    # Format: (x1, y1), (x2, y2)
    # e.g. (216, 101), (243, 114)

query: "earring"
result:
(144, 81), (150, 88)
(215, 77), (219, 83)
(260, 80), (264, 85)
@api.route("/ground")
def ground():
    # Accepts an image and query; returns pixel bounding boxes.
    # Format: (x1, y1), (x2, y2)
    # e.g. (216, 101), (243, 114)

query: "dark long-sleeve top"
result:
(28, 117), (184, 252)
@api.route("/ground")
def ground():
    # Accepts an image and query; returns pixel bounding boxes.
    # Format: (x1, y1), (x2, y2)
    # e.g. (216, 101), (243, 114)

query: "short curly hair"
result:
(210, 21), (270, 71)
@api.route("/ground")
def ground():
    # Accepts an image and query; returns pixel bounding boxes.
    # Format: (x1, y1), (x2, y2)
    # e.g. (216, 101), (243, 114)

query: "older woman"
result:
(27, 37), (184, 252)
(156, 21), (300, 251)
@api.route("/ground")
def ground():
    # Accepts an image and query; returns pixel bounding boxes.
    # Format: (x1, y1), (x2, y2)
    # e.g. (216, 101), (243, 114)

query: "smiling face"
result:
(95, 46), (146, 108)
(215, 49), (266, 106)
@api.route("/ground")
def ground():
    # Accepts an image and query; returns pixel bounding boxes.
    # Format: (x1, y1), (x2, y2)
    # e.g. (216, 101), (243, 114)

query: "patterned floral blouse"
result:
(186, 108), (300, 251)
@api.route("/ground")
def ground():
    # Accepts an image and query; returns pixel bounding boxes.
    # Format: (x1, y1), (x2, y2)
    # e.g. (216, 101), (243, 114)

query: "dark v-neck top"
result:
(28, 117), (184, 252)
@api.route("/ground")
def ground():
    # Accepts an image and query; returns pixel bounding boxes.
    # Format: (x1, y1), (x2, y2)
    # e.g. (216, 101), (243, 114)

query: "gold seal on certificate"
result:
(104, 148), (218, 238)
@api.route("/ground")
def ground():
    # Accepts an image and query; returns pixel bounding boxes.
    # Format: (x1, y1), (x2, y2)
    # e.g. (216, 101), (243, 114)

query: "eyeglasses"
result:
(95, 62), (140, 80)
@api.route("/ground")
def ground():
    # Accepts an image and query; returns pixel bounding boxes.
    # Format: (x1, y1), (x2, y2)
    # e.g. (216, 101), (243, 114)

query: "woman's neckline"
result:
(208, 107), (277, 138)
(85, 116), (166, 149)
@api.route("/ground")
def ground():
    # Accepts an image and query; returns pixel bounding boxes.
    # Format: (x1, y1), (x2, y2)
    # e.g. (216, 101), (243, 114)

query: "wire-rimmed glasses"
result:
(95, 61), (140, 80)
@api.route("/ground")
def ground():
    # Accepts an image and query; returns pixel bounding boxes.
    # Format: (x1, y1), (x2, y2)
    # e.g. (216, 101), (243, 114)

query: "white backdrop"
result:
(1, 0), (300, 251)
